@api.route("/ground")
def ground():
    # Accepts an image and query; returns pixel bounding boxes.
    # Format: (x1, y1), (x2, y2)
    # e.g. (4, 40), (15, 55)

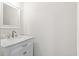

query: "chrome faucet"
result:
(12, 31), (16, 38)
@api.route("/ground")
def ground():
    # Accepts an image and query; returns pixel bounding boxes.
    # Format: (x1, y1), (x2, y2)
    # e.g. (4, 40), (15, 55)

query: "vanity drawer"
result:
(11, 46), (33, 56)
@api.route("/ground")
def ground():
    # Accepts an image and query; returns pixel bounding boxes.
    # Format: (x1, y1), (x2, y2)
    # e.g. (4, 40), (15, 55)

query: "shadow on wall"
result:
(33, 39), (43, 56)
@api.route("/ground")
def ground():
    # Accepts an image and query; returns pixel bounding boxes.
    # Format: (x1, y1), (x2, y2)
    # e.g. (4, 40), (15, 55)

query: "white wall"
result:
(0, 2), (3, 25)
(21, 2), (77, 56)
(77, 3), (79, 56)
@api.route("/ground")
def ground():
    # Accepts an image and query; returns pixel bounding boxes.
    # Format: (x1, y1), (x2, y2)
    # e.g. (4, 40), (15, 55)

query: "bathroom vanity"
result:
(0, 2), (33, 56)
(0, 35), (33, 56)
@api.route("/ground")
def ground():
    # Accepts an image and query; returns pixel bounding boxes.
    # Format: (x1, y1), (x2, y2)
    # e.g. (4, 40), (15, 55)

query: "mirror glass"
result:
(3, 3), (20, 25)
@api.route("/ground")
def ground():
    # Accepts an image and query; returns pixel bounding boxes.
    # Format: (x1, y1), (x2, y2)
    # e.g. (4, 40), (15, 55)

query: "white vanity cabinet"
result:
(1, 38), (33, 56)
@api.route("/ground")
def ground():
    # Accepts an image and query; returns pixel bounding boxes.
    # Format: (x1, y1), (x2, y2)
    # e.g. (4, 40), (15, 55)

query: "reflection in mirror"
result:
(3, 3), (20, 25)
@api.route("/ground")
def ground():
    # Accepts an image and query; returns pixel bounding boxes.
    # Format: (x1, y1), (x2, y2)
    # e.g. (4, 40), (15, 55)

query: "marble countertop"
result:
(0, 35), (33, 47)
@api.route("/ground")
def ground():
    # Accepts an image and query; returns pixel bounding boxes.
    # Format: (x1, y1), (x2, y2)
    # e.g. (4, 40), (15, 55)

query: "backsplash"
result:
(0, 28), (20, 39)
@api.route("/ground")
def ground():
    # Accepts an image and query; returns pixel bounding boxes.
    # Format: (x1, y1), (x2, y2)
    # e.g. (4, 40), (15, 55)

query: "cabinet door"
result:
(11, 39), (33, 56)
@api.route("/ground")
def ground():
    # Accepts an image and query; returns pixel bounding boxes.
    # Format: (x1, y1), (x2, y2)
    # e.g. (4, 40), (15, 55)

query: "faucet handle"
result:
(12, 30), (17, 38)
(12, 31), (16, 33)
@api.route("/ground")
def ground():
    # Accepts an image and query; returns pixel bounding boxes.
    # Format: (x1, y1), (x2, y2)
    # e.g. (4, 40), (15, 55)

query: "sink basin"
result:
(1, 35), (33, 47)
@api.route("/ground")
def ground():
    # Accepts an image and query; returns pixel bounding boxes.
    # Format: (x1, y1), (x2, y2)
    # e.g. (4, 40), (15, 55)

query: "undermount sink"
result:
(1, 35), (33, 47)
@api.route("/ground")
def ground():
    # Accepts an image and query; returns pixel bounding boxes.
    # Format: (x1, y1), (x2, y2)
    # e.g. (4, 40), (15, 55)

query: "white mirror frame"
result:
(1, 2), (21, 28)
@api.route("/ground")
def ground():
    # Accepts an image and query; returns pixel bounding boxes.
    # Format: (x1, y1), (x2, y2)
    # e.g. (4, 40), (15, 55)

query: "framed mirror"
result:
(3, 3), (20, 26)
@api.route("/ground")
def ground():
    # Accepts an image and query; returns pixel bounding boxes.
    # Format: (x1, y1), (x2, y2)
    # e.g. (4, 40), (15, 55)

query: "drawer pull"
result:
(22, 44), (28, 47)
(23, 51), (27, 55)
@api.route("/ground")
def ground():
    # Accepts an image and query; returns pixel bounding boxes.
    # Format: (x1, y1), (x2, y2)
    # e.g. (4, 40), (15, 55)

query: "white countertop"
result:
(1, 35), (33, 47)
